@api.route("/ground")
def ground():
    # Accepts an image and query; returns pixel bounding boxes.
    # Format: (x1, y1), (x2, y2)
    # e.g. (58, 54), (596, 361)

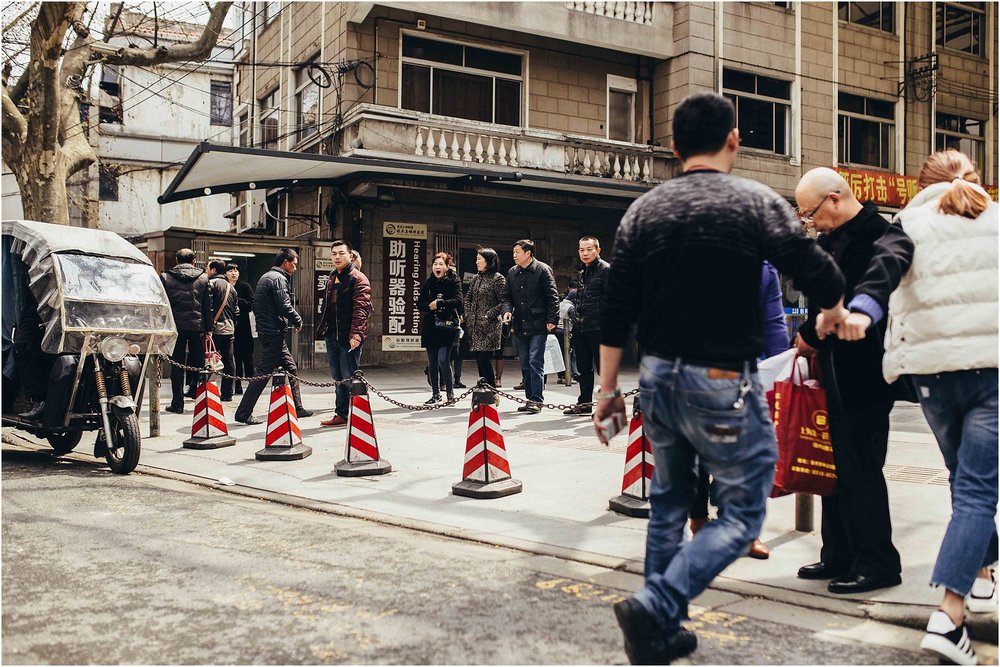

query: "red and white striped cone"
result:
(452, 384), (522, 499)
(335, 372), (391, 476)
(609, 398), (654, 517)
(255, 372), (312, 461)
(183, 369), (236, 449)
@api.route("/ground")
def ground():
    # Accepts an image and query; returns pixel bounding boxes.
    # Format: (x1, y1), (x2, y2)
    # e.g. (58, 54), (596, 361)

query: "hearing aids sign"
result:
(382, 222), (427, 351)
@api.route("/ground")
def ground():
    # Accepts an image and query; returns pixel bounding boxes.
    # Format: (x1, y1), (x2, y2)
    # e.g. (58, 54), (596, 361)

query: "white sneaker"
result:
(920, 610), (978, 665)
(966, 573), (997, 614)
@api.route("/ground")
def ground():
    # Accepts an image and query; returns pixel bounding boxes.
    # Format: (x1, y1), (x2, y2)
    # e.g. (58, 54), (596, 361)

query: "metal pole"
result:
(562, 325), (573, 387)
(148, 355), (160, 438)
(794, 493), (814, 532)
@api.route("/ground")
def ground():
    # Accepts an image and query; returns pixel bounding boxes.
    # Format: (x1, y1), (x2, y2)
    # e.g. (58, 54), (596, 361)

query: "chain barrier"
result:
(157, 354), (636, 413)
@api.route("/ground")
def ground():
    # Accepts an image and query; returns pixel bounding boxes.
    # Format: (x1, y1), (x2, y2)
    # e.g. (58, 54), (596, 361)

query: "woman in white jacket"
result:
(882, 150), (997, 665)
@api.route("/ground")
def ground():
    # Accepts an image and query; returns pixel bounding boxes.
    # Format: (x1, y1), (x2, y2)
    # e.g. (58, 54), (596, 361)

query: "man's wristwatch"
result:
(594, 388), (622, 400)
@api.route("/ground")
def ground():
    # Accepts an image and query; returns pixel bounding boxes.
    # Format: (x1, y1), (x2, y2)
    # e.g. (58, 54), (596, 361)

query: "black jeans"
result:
(473, 350), (497, 387)
(819, 399), (901, 577)
(233, 331), (254, 388)
(574, 329), (602, 404)
(212, 334), (236, 399)
(170, 331), (205, 407)
(427, 345), (453, 397)
(234, 333), (303, 421)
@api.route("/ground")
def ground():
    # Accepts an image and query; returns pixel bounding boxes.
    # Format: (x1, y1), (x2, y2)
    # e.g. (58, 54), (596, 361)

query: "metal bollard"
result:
(794, 493), (814, 532)
(562, 325), (573, 387)
(148, 355), (160, 438)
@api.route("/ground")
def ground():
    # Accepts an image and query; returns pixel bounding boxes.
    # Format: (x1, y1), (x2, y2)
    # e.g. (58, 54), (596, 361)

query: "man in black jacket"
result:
(564, 235), (610, 416)
(502, 239), (559, 414)
(202, 259), (240, 401)
(234, 248), (313, 425)
(794, 167), (914, 595)
(161, 248), (209, 413)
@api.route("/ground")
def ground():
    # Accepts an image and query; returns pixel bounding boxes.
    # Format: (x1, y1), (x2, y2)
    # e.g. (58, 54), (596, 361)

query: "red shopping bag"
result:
(768, 355), (837, 497)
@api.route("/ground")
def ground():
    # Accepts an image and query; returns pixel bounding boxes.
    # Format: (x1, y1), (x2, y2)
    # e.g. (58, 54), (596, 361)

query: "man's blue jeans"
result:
(326, 336), (363, 419)
(634, 356), (776, 632)
(913, 369), (999, 596)
(515, 333), (547, 403)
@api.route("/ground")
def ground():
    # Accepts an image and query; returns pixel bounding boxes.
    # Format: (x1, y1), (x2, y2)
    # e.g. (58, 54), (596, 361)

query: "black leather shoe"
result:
(828, 572), (902, 595)
(613, 597), (698, 665)
(424, 395), (441, 405)
(18, 401), (45, 420)
(797, 561), (850, 580)
(236, 415), (263, 425)
(454, 381), (467, 389)
(296, 408), (313, 418)
(165, 404), (184, 415)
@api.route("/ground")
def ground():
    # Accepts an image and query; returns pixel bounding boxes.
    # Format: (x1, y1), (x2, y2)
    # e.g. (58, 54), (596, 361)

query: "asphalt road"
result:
(2, 444), (941, 665)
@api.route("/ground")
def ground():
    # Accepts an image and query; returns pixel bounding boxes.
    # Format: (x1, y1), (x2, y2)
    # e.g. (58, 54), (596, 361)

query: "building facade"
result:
(164, 1), (997, 370)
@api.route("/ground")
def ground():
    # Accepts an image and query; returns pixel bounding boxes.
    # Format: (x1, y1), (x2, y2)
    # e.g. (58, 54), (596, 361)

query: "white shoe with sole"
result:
(920, 610), (978, 666)
(966, 573), (996, 614)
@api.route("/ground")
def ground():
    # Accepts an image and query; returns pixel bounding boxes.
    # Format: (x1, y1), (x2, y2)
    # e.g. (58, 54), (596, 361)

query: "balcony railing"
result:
(339, 105), (673, 184)
(565, 1), (654, 25)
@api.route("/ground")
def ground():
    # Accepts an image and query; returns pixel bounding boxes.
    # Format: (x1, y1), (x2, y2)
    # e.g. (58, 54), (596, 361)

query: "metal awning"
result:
(158, 142), (651, 204)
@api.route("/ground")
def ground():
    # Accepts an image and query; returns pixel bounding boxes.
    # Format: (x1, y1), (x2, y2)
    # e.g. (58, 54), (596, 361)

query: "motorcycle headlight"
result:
(99, 337), (129, 362)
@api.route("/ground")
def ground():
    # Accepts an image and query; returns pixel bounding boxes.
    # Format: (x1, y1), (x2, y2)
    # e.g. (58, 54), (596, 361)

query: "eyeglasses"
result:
(797, 193), (832, 225)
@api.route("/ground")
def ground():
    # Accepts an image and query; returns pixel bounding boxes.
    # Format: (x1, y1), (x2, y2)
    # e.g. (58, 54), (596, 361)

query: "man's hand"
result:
(294, 325), (302, 333)
(816, 299), (849, 339)
(836, 312), (872, 341)
(546, 323), (556, 332)
(593, 394), (626, 446)
(204, 331), (212, 339)
(794, 333), (816, 357)
(429, 300), (438, 311)
(502, 312), (512, 325)
(349, 337), (360, 351)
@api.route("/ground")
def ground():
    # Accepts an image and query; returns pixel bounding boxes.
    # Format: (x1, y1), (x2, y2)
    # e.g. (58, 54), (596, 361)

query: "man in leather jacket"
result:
(564, 235), (610, 416)
(161, 248), (209, 413)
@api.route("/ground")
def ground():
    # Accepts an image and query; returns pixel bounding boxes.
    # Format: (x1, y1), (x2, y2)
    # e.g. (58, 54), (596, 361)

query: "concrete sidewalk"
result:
(12, 362), (999, 648)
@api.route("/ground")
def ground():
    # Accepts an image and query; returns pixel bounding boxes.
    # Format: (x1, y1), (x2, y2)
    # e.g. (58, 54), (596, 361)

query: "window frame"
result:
(722, 69), (792, 156)
(935, 111), (986, 169)
(606, 74), (637, 143)
(837, 2), (896, 34)
(259, 89), (280, 151)
(209, 80), (232, 127)
(398, 31), (526, 128)
(99, 163), (119, 202)
(294, 60), (320, 143)
(837, 92), (896, 171)
(237, 111), (250, 148)
(261, 1), (280, 27)
(936, 2), (987, 57)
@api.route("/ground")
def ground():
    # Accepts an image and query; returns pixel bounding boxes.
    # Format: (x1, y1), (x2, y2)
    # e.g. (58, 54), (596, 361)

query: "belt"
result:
(648, 353), (757, 374)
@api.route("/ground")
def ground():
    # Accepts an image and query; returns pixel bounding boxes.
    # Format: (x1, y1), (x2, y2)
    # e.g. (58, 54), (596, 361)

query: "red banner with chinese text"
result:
(836, 167), (998, 209)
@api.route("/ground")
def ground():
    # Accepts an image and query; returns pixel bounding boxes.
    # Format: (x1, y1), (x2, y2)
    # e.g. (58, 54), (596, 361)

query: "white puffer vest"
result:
(882, 181), (998, 383)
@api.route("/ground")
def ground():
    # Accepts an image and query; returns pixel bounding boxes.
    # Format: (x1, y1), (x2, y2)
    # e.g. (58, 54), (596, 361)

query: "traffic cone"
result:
(183, 369), (236, 449)
(452, 383), (522, 499)
(335, 372), (391, 476)
(255, 372), (312, 461)
(609, 397), (654, 518)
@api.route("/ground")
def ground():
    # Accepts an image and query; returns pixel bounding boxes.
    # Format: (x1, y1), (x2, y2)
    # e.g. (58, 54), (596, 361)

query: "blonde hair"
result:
(917, 149), (989, 219)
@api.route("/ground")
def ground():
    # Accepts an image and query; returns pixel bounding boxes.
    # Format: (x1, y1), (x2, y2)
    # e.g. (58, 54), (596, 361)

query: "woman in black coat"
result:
(417, 252), (464, 404)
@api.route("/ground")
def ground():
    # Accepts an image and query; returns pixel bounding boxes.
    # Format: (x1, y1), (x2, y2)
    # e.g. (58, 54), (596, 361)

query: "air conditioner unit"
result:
(236, 190), (267, 233)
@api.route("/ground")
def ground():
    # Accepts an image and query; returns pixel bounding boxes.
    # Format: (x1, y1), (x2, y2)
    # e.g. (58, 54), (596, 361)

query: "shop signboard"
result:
(314, 258), (334, 353)
(836, 167), (998, 209)
(382, 222), (427, 351)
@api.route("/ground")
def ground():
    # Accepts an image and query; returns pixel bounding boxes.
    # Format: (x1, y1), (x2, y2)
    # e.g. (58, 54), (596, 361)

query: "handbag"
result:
(768, 353), (837, 497)
(204, 336), (224, 373)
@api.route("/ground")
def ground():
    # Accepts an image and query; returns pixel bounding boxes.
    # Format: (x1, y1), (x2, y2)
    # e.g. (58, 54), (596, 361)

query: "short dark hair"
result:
(225, 263), (239, 273)
(331, 239), (353, 253)
(207, 259), (226, 274)
(672, 92), (735, 161)
(579, 236), (600, 248)
(273, 247), (298, 267)
(514, 239), (534, 255)
(175, 248), (195, 264)
(477, 247), (500, 274)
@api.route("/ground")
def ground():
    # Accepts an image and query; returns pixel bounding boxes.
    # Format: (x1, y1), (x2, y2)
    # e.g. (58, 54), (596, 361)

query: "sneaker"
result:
(236, 415), (263, 425)
(425, 395), (442, 405)
(295, 408), (314, 418)
(613, 597), (698, 665)
(525, 402), (542, 414)
(563, 404), (592, 416)
(165, 404), (184, 415)
(513, 382), (524, 390)
(967, 572), (997, 614)
(321, 415), (348, 427)
(516, 404), (533, 413)
(920, 610), (977, 666)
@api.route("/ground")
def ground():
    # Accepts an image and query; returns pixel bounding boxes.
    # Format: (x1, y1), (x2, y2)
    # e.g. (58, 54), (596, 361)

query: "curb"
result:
(3, 431), (997, 644)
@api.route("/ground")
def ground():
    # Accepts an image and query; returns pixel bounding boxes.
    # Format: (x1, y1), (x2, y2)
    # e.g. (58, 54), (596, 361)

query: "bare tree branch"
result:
(2, 1), (38, 34)
(2, 84), (27, 150)
(107, 1), (232, 67)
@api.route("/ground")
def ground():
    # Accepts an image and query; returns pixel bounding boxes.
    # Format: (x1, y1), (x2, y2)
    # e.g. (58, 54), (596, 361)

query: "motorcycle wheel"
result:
(104, 413), (141, 475)
(47, 431), (83, 455)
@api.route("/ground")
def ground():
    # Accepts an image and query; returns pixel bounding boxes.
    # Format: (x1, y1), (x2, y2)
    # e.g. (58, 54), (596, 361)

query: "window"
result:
(238, 112), (250, 147)
(100, 64), (120, 97)
(295, 63), (319, 141)
(99, 64), (122, 124)
(99, 164), (119, 201)
(400, 34), (523, 127)
(838, 2), (894, 33)
(262, 1), (280, 26)
(838, 92), (895, 170)
(723, 69), (791, 155)
(259, 89), (279, 150)
(210, 80), (232, 126)
(607, 75), (636, 142)
(937, 3), (986, 56)
(936, 112), (985, 169)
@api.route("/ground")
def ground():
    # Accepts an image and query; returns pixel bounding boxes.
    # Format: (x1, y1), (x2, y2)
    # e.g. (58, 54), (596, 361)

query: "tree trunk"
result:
(11, 154), (72, 223)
